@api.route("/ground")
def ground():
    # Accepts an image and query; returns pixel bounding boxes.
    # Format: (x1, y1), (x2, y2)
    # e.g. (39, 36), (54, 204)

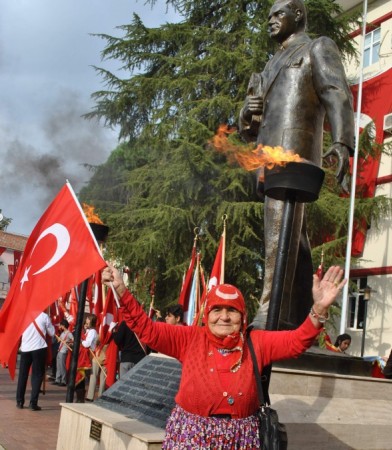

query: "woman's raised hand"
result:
(312, 265), (346, 311)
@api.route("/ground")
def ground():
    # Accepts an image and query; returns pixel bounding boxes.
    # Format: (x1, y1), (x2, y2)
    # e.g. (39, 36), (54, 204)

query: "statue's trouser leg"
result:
(252, 196), (308, 329)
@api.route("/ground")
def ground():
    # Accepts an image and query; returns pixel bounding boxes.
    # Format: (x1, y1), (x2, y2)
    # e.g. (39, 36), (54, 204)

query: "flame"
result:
(82, 203), (104, 224)
(210, 124), (303, 178)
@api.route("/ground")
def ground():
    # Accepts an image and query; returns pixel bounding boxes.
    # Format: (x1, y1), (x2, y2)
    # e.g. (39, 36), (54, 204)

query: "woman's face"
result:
(339, 339), (351, 352)
(207, 306), (242, 338)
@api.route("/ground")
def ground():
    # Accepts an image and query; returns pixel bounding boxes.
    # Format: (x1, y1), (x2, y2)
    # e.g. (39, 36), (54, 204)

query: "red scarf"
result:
(205, 326), (244, 372)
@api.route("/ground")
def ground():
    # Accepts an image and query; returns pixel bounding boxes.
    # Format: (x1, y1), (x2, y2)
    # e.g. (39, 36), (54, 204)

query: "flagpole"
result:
(66, 278), (89, 403)
(340, 0), (368, 335)
(54, 334), (73, 353)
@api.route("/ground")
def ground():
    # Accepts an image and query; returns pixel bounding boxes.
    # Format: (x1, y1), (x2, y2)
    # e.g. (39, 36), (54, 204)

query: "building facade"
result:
(337, 0), (392, 356)
(0, 231), (28, 309)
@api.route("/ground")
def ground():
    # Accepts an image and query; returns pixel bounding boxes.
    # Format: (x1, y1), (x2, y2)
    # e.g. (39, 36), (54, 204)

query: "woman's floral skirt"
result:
(162, 405), (260, 449)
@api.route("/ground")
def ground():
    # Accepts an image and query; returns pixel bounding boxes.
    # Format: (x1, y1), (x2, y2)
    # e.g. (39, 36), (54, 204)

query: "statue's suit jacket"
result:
(256, 32), (354, 160)
(240, 32), (354, 329)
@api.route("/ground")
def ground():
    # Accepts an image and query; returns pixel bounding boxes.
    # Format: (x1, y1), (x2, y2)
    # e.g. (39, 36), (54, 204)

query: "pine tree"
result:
(0, 210), (11, 231)
(80, 0), (391, 317)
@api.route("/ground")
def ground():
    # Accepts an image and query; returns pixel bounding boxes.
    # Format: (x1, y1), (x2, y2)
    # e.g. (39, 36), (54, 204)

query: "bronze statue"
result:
(239, 0), (354, 329)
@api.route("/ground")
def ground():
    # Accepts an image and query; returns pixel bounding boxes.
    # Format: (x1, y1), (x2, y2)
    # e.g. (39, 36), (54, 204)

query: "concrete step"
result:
(270, 368), (392, 449)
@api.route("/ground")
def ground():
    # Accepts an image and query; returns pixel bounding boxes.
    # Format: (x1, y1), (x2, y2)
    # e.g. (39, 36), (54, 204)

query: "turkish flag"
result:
(99, 288), (118, 344)
(0, 182), (106, 376)
(13, 250), (22, 272)
(67, 287), (79, 332)
(104, 338), (119, 388)
(92, 270), (104, 327)
(194, 232), (225, 326)
(207, 229), (226, 291)
(178, 241), (197, 312)
(8, 265), (15, 285)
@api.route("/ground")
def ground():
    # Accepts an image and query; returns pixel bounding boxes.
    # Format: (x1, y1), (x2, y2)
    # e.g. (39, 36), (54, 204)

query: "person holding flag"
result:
(16, 311), (55, 410)
(102, 263), (346, 449)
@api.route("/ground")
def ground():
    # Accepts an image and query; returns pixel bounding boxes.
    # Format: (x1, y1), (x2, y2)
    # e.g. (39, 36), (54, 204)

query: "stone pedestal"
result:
(95, 353), (181, 429)
(56, 403), (164, 450)
(56, 353), (392, 449)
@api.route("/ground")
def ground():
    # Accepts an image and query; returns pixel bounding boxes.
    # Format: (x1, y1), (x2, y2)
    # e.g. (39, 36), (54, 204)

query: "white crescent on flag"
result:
(32, 223), (71, 275)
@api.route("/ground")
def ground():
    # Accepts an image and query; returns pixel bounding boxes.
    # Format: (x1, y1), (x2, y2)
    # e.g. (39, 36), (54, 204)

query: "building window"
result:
(364, 27), (381, 68)
(348, 278), (367, 329)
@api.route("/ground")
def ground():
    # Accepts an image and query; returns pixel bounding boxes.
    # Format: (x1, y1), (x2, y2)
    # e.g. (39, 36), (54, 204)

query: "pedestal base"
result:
(56, 353), (392, 449)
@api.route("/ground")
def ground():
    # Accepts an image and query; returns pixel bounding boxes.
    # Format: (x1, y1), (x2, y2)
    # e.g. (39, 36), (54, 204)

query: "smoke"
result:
(0, 88), (117, 234)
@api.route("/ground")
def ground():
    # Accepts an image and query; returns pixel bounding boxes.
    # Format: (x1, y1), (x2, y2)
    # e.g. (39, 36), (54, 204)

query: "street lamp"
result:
(360, 285), (372, 357)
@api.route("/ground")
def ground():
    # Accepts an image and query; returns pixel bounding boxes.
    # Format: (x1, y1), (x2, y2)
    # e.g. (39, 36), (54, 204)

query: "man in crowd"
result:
(52, 319), (73, 386)
(16, 311), (55, 410)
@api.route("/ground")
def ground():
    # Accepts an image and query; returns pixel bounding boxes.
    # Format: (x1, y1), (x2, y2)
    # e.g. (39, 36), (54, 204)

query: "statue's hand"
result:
(323, 143), (350, 192)
(241, 95), (263, 122)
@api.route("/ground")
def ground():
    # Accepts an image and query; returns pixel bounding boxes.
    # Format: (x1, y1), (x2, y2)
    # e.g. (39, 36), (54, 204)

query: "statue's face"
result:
(267, 2), (300, 43)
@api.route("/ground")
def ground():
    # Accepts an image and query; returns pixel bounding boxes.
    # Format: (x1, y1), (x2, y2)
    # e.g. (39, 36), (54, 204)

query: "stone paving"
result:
(0, 366), (66, 450)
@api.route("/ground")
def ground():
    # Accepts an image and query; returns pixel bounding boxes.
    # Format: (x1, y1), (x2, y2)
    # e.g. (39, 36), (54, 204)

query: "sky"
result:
(0, 0), (178, 236)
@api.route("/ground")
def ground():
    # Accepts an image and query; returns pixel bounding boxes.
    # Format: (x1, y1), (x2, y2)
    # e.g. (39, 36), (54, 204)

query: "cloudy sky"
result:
(0, 0), (178, 235)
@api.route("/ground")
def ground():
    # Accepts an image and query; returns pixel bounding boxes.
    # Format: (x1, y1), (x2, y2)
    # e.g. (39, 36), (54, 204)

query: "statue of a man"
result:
(239, 0), (354, 329)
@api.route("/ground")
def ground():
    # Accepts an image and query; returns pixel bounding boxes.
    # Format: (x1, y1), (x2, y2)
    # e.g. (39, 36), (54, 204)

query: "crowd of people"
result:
(15, 302), (187, 408)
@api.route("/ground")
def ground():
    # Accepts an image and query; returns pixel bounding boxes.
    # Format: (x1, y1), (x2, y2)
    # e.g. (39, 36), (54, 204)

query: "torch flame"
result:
(210, 124), (303, 176)
(82, 203), (104, 225)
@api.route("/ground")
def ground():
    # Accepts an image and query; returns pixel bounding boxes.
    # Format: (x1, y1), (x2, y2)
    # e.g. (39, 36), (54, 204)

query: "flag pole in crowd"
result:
(315, 245), (324, 280)
(178, 229), (199, 322)
(65, 278), (91, 403)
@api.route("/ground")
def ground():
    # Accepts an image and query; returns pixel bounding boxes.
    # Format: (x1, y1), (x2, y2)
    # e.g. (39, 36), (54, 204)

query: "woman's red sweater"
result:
(120, 290), (320, 418)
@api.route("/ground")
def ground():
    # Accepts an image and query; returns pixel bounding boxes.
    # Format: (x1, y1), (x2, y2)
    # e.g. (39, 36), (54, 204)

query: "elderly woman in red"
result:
(102, 264), (345, 449)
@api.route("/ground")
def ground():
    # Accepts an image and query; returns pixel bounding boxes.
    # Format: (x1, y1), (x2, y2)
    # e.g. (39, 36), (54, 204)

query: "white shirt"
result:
(20, 312), (55, 352)
(81, 328), (98, 351)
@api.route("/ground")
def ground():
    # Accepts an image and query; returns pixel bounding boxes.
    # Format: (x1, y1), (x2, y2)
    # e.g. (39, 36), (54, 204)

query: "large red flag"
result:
(196, 224), (226, 326)
(99, 288), (118, 344)
(207, 226), (226, 291)
(0, 182), (106, 375)
(67, 287), (79, 332)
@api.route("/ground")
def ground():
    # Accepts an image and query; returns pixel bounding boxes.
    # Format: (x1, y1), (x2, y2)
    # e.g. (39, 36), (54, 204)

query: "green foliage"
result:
(80, 0), (383, 318)
(305, 0), (360, 62)
(0, 210), (12, 231)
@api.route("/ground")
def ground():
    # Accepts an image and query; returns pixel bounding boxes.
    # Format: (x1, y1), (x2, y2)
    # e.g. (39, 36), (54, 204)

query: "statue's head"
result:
(268, 0), (307, 43)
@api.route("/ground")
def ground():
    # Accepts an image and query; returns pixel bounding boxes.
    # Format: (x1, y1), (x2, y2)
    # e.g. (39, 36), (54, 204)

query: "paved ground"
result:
(0, 366), (67, 450)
